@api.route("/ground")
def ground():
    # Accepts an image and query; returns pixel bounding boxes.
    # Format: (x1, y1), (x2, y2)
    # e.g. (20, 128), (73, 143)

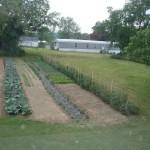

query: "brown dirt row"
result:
(16, 60), (70, 123)
(57, 84), (127, 125)
(0, 59), (5, 116)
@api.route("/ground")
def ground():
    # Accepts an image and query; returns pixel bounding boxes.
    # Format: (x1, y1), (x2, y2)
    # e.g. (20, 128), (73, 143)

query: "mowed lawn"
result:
(25, 48), (150, 116)
(0, 117), (150, 150)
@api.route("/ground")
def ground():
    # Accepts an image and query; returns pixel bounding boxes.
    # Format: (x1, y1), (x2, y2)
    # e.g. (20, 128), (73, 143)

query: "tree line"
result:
(92, 0), (150, 65)
(0, 0), (84, 56)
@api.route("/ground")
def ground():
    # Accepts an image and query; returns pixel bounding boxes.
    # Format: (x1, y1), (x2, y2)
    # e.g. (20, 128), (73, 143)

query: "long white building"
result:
(54, 39), (111, 53)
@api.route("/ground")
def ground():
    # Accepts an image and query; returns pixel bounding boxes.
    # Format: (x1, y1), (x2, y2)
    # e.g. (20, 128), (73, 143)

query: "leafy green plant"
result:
(125, 28), (150, 66)
(4, 58), (31, 115)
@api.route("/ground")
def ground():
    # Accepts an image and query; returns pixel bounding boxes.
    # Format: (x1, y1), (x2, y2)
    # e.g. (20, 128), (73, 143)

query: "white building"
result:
(20, 36), (39, 47)
(54, 39), (110, 53)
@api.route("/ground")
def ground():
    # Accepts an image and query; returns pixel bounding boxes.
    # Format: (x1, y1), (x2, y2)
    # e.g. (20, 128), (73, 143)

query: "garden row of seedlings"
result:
(4, 58), (31, 115)
(41, 55), (140, 116)
(25, 60), (85, 120)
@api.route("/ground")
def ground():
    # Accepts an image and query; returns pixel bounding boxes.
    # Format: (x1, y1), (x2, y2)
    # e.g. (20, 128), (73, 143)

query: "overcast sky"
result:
(49, 0), (126, 33)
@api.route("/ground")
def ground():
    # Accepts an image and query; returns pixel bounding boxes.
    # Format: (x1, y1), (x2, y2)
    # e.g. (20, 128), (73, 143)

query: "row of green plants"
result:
(25, 59), (85, 119)
(28, 58), (73, 84)
(5, 58), (31, 115)
(41, 55), (140, 116)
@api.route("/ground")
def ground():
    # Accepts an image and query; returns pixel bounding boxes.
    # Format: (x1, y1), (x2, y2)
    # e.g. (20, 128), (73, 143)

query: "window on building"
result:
(75, 43), (77, 47)
(86, 43), (88, 48)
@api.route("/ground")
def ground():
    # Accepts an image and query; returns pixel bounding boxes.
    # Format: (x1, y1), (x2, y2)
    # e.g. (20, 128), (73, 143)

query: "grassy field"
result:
(0, 117), (150, 150)
(25, 48), (150, 116)
(0, 49), (149, 150)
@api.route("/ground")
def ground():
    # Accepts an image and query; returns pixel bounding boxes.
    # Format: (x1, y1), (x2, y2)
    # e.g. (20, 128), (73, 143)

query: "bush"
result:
(120, 103), (140, 116)
(126, 28), (150, 66)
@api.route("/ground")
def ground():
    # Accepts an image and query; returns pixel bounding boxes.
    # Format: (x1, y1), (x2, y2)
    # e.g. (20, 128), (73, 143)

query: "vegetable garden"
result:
(0, 53), (150, 150)
(0, 56), (141, 124)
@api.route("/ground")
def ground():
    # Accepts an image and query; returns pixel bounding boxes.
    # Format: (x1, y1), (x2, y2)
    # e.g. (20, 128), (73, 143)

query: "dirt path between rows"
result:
(0, 59), (5, 117)
(57, 84), (127, 125)
(16, 60), (69, 123)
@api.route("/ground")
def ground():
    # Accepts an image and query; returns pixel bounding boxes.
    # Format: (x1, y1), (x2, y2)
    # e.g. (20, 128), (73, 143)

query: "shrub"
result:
(125, 28), (150, 66)
(120, 103), (139, 116)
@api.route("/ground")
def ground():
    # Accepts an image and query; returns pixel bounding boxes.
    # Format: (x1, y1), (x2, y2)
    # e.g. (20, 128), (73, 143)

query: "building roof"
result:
(20, 36), (38, 42)
(55, 39), (109, 44)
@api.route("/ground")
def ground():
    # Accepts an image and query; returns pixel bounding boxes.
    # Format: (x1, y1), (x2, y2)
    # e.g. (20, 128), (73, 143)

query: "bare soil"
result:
(16, 60), (70, 123)
(0, 59), (5, 116)
(57, 84), (127, 125)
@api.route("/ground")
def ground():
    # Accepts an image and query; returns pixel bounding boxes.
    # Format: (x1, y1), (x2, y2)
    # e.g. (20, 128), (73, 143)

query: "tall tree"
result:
(123, 0), (150, 29)
(58, 17), (81, 39)
(92, 0), (150, 50)
(125, 28), (150, 65)
(0, 0), (59, 55)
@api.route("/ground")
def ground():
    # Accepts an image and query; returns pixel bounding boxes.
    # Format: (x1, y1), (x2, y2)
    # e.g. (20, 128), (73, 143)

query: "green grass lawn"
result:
(25, 48), (150, 116)
(0, 117), (150, 150)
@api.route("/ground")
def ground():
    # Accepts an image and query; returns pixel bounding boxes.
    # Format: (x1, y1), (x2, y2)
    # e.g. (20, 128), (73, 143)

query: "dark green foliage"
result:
(125, 28), (150, 65)
(41, 56), (140, 116)
(120, 103), (140, 116)
(0, 0), (58, 56)
(110, 91), (127, 111)
(5, 58), (31, 115)
(92, 0), (150, 53)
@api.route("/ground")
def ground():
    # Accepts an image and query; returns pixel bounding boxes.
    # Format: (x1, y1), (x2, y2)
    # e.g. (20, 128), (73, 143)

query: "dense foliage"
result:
(0, 0), (58, 55)
(58, 17), (81, 39)
(5, 58), (31, 115)
(125, 28), (150, 65)
(41, 55), (140, 116)
(92, 0), (150, 61)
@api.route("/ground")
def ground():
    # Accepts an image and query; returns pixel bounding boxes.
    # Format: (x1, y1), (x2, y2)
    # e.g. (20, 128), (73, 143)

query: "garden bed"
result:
(25, 59), (85, 120)
(57, 83), (127, 125)
(16, 60), (70, 123)
(4, 59), (31, 115)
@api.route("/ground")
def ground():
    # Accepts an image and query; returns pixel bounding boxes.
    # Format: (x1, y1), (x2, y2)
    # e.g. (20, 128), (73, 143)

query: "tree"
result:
(80, 33), (90, 40)
(38, 27), (55, 49)
(0, 0), (59, 55)
(92, 0), (150, 51)
(58, 17), (81, 39)
(125, 28), (150, 65)
(123, 0), (150, 29)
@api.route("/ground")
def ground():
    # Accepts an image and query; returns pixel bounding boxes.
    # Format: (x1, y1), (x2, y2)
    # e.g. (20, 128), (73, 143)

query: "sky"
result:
(48, 0), (126, 33)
